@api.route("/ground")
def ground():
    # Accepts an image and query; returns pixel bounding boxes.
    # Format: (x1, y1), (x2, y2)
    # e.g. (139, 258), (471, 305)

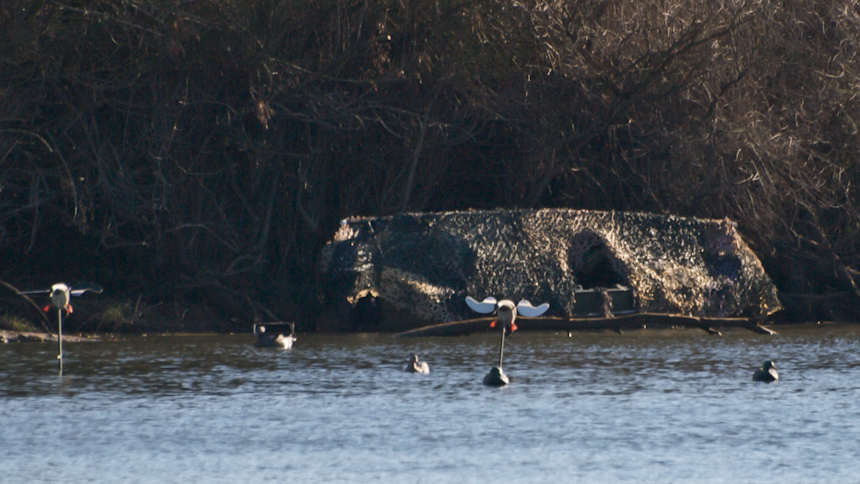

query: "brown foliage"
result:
(0, 0), (859, 326)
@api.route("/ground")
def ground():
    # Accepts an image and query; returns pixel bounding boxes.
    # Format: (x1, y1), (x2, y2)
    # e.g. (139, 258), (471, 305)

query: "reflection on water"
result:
(3, 324), (860, 483)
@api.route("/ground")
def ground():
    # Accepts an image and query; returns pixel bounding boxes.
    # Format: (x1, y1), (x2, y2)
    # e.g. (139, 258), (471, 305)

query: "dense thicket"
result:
(1, 0), (859, 329)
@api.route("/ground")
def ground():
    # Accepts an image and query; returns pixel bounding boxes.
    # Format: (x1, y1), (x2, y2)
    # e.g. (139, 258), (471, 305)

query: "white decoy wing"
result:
(465, 296), (498, 314)
(70, 282), (104, 296)
(516, 300), (550, 318)
(17, 288), (51, 295)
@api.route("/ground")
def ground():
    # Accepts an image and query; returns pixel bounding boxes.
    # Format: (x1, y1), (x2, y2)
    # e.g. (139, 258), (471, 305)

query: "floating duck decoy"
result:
(18, 282), (103, 374)
(253, 322), (296, 349)
(753, 360), (779, 382)
(275, 332), (297, 349)
(466, 296), (549, 387)
(483, 366), (508, 387)
(405, 354), (430, 373)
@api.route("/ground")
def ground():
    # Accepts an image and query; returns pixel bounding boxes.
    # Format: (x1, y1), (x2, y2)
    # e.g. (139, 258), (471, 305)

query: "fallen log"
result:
(394, 313), (777, 337)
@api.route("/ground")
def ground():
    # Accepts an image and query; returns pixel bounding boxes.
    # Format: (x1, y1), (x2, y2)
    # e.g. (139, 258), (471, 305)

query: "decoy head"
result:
(487, 366), (504, 378)
(410, 354), (420, 364)
(761, 360), (777, 371)
(51, 283), (71, 293)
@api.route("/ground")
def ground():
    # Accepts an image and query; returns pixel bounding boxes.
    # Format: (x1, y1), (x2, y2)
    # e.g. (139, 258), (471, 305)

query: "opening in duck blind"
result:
(575, 243), (626, 289)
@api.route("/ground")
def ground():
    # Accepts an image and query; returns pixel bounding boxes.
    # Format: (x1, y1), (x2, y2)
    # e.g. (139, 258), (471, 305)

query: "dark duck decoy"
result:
(753, 360), (779, 382)
(405, 354), (430, 373)
(466, 296), (549, 387)
(483, 366), (509, 387)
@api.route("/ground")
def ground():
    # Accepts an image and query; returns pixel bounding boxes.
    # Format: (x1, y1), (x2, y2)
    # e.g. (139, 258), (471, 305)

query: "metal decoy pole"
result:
(497, 323), (506, 369)
(57, 307), (63, 375)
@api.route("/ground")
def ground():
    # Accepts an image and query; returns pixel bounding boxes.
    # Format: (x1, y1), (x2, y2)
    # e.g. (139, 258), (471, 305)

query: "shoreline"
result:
(0, 329), (99, 343)
(2, 320), (856, 343)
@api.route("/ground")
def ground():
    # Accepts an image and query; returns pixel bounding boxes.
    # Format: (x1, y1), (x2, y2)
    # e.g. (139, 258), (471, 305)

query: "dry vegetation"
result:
(1, 0), (859, 329)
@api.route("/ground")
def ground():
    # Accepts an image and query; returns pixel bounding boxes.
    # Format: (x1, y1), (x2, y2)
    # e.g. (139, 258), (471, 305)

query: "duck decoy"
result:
(253, 322), (296, 349)
(19, 282), (104, 313)
(753, 360), (779, 382)
(483, 366), (509, 387)
(275, 332), (296, 349)
(17, 282), (103, 374)
(405, 354), (430, 373)
(466, 296), (549, 387)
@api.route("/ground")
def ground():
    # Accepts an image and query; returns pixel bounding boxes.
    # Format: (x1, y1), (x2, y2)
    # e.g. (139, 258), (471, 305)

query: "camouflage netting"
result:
(318, 209), (781, 331)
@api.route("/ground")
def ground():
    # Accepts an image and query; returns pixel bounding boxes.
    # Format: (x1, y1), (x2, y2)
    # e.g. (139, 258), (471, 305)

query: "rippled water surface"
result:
(3, 324), (860, 483)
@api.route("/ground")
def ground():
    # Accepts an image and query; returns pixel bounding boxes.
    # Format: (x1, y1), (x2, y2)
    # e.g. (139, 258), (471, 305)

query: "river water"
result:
(2, 323), (860, 483)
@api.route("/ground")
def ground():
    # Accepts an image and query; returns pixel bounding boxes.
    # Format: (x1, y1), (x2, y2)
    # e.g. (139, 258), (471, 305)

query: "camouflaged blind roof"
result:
(319, 209), (781, 330)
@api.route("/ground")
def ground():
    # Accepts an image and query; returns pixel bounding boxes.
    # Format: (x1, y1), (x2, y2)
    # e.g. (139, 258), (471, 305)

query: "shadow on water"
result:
(3, 323), (860, 483)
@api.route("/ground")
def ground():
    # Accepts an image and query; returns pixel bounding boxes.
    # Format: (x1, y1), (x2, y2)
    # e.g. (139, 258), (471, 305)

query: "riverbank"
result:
(0, 329), (97, 343)
(2, 317), (854, 342)
(0, 292), (254, 337)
